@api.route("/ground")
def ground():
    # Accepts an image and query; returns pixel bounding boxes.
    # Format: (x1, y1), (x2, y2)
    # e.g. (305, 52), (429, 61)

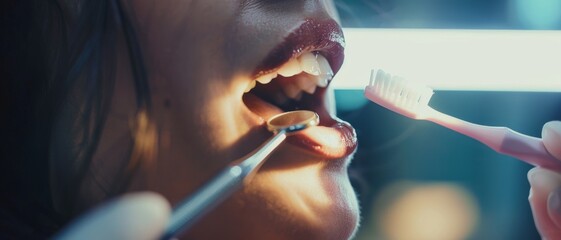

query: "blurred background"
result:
(332, 0), (561, 239)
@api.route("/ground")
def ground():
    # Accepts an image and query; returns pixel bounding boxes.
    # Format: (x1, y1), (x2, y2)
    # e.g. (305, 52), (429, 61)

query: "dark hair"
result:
(0, 0), (155, 237)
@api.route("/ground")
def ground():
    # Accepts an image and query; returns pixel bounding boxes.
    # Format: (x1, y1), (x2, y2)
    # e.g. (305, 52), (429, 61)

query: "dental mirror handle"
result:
(162, 110), (319, 239)
(161, 129), (287, 239)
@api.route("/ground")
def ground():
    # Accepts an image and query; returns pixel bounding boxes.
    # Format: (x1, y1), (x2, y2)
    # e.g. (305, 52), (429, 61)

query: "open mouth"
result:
(243, 51), (333, 113)
(243, 18), (344, 118)
(241, 19), (357, 159)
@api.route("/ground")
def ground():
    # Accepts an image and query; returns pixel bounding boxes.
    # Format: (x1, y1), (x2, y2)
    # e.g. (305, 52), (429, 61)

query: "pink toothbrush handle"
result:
(426, 109), (561, 172)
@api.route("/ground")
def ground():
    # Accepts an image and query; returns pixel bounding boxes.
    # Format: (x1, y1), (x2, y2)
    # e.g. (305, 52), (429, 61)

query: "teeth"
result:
(255, 72), (277, 84)
(316, 54), (334, 79)
(277, 58), (302, 77)
(298, 52), (321, 76)
(244, 80), (256, 93)
(246, 52), (334, 97)
(315, 75), (329, 88)
(315, 54), (333, 88)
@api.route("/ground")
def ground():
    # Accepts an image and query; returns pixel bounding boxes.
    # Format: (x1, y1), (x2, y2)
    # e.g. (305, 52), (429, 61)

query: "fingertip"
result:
(122, 192), (172, 227)
(544, 121), (561, 129)
(543, 121), (561, 161)
(528, 168), (561, 191)
(529, 167), (541, 184)
(57, 192), (171, 240)
(109, 192), (171, 239)
(125, 191), (172, 220)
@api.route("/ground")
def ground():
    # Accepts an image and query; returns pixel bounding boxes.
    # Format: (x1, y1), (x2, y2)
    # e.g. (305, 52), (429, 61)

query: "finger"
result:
(528, 168), (561, 239)
(542, 121), (561, 161)
(548, 187), (561, 229)
(56, 192), (170, 240)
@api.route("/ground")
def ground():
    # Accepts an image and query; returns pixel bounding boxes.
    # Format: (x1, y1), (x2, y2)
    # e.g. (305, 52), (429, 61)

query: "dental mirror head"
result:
(266, 110), (319, 134)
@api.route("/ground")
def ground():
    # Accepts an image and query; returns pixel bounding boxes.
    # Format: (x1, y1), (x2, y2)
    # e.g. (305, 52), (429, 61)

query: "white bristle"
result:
(365, 69), (434, 119)
(369, 69), (376, 86)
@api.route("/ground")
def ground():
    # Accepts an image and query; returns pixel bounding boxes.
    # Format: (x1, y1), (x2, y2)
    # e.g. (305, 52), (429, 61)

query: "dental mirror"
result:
(267, 110), (320, 134)
(163, 110), (319, 239)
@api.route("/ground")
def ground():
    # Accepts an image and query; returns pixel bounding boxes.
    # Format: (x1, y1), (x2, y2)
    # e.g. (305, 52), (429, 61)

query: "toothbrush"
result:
(364, 69), (561, 172)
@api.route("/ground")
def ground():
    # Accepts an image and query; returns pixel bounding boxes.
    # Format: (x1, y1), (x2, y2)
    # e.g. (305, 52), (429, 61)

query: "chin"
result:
(185, 144), (360, 240)
(173, 15), (361, 240)
(251, 144), (360, 240)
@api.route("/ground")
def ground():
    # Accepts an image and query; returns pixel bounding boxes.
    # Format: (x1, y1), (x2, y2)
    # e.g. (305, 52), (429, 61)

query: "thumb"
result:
(548, 187), (561, 229)
(528, 168), (561, 238)
(543, 121), (561, 161)
(55, 192), (170, 240)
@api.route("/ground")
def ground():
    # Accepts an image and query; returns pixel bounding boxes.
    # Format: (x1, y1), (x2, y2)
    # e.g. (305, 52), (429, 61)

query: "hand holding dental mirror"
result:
(162, 110), (319, 239)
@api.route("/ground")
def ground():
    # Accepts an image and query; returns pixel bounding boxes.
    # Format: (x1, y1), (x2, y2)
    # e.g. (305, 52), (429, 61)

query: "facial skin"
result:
(90, 1), (359, 239)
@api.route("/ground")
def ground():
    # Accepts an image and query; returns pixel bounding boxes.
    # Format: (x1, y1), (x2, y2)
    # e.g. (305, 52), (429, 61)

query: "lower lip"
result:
(286, 121), (357, 160)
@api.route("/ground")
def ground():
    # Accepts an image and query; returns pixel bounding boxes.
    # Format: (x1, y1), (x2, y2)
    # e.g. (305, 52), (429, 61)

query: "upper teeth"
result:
(244, 52), (334, 98)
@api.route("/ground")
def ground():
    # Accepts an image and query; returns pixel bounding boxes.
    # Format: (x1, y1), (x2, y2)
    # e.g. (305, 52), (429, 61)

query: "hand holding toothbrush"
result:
(528, 121), (561, 239)
(364, 70), (561, 239)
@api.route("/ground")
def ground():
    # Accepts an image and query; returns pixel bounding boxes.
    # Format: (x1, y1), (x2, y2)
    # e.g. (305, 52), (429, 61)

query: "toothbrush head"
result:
(364, 69), (434, 119)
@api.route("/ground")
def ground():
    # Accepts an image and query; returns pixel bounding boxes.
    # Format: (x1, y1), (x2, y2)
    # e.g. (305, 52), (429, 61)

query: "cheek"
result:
(131, 1), (241, 81)
(181, 91), (256, 158)
(156, 84), (256, 167)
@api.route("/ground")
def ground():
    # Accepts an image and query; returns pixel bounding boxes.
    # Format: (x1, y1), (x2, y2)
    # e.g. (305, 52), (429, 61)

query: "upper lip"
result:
(252, 18), (345, 79)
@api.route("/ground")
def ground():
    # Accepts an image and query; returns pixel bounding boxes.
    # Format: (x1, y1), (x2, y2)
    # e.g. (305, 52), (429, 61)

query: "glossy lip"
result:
(286, 119), (358, 160)
(252, 18), (345, 78)
(288, 89), (357, 160)
(248, 18), (357, 160)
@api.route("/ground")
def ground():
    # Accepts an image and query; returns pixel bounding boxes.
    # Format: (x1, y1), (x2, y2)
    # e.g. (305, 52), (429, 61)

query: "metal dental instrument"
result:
(162, 110), (319, 239)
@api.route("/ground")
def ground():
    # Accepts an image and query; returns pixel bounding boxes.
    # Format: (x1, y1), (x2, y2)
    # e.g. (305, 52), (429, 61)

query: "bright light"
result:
(374, 182), (479, 240)
(333, 28), (561, 92)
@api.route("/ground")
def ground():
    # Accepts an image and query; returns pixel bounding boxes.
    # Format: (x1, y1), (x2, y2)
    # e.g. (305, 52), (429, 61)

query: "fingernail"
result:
(543, 121), (561, 135)
(548, 188), (561, 215)
(528, 168), (561, 190)
(543, 121), (561, 160)
(528, 167), (544, 185)
(528, 167), (539, 183)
